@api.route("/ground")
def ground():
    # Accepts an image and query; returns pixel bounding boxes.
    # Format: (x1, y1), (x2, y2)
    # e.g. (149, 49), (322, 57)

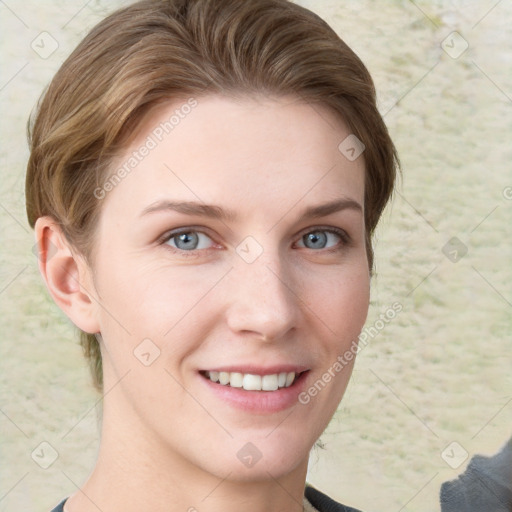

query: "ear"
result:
(34, 216), (100, 334)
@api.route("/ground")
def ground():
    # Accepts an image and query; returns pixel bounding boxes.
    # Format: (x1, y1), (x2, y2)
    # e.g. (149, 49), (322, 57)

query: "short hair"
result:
(26, 0), (399, 392)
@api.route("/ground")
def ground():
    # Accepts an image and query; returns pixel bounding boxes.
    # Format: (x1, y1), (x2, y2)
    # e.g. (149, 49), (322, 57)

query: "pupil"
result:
(177, 232), (197, 249)
(306, 231), (326, 249)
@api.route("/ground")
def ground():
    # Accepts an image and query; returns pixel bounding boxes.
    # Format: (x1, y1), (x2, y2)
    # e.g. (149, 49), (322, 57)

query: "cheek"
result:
(94, 241), (369, 348)
(301, 266), (369, 427)
(93, 259), (226, 351)
(96, 256), (186, 315)
(304, 263), (370, 340)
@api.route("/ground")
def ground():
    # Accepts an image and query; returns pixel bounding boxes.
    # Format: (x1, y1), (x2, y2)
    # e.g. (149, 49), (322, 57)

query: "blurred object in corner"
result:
(440, 436), (512, 512)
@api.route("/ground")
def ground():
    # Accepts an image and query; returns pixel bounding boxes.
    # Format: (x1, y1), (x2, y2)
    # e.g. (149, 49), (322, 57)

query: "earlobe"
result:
(34, 216), (100, 334)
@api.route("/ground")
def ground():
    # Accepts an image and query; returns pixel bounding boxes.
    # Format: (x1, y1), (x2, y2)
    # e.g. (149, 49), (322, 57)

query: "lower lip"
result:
(199, 371), (310, 414)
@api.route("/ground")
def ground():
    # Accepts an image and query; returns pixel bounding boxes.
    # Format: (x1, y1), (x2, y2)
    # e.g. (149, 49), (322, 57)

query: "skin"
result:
(36, 95), (370, 512)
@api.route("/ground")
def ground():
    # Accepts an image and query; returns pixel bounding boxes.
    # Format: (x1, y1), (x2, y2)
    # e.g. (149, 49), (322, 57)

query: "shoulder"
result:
(51, 490), (362, 512)
(440, 437), (512, 512)
(305, 484), (364, 512)
(49, 498), (67, 512)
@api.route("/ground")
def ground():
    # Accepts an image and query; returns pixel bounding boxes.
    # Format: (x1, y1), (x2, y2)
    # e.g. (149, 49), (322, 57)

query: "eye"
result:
(163, 229), (215, 252)
(295, 228), (349, 251)
(160, 226), (350, 256)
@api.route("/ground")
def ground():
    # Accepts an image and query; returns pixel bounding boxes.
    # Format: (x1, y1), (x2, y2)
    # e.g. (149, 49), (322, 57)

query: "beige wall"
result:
(1, 1), (510, 510)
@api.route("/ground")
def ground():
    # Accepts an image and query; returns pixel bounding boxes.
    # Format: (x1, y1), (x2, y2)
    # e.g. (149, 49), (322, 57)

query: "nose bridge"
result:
(225, 243), (299, 340)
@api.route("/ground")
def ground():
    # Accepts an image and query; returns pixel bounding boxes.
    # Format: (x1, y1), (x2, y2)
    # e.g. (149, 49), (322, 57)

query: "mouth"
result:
(198, 366), (310, 413)
(199, 370), (306, 391)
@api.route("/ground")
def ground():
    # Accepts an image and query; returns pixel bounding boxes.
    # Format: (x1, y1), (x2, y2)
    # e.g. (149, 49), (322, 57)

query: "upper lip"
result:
(200, 365), (309, 376)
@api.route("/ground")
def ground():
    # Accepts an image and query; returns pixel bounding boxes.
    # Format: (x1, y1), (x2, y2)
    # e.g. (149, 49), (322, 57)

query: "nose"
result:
(224, 249), (299, 342)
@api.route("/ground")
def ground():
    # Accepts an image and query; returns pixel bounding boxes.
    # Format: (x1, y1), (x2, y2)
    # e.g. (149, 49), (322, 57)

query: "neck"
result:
(66, 402), (309, 512)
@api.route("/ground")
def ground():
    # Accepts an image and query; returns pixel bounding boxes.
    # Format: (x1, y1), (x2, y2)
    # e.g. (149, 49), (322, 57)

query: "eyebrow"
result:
(139, 197), (362, 222)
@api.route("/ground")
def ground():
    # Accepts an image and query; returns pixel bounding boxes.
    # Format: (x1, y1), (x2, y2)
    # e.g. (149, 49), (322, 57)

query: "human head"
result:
(26, 0), (398, 392)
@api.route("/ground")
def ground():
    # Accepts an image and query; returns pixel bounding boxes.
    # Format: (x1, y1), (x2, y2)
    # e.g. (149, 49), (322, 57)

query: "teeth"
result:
(205, 371), (298, 391)
(262, 374), (278, 391)
(243, 374), (261, 390)
(229, 372), (243, 388)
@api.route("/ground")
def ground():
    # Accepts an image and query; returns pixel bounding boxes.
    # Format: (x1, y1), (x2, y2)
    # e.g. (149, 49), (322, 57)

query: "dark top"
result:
(49, 484), (362, 511)
(440, 437), (512, 512)
(305, 485), (362, 511)
(49, 500), (65, 512)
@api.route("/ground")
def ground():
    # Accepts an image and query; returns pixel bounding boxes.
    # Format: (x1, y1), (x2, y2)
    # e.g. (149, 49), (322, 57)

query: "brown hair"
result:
(26, 0), (399, 392)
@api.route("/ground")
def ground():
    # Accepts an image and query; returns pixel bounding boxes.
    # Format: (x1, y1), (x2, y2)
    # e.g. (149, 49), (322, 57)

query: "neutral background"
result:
(1, 1), (511, 511)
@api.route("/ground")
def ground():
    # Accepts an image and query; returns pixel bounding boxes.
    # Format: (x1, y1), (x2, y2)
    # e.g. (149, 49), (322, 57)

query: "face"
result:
(88, 95), (369, 481)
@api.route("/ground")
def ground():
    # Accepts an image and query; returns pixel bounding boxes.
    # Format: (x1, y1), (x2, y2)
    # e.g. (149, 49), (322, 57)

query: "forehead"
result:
(103, 94), (365, 222)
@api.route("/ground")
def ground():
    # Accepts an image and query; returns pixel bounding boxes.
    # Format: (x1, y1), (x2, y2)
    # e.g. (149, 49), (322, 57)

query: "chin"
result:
(218, 428), (313, 481)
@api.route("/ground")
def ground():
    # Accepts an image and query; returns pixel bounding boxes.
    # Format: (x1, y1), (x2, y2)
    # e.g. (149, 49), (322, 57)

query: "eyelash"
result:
(159, 226), (351, 257)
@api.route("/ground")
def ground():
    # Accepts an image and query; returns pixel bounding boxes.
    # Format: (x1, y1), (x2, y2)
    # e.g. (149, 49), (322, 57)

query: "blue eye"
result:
(161, 227), (349, 256)
(164, 230), (214, 251)
(296, 229), (347, 250)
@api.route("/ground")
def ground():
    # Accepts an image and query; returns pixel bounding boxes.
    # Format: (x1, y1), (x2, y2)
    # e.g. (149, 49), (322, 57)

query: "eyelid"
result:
(159, 226), (217, 247)
(294, 226), (351, 248)
(159, 225), (351, 255)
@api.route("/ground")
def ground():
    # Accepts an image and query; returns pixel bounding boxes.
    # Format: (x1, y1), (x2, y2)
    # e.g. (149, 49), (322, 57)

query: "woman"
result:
(26, 0), (398, 510)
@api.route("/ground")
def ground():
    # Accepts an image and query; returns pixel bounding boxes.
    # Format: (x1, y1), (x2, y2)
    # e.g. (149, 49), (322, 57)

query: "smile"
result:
(201, 370), (302, 391)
